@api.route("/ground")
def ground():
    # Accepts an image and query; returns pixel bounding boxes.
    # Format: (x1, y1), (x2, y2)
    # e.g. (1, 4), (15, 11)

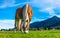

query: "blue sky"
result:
(0, 0), (60, 29)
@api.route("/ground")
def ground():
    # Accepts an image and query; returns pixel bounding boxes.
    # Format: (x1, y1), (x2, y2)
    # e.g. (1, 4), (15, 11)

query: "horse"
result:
(15, 4), (33, 33)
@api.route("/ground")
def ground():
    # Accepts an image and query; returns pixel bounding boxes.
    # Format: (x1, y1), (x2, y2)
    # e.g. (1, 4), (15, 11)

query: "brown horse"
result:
(15, 4), (33, 33)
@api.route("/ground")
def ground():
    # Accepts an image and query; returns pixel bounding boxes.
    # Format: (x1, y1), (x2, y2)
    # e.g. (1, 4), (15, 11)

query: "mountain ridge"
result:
(30, 16), (60, 30)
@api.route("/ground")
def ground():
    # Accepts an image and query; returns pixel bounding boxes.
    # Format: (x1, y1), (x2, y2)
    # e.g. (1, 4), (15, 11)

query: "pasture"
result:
(0, 30), (60, 38)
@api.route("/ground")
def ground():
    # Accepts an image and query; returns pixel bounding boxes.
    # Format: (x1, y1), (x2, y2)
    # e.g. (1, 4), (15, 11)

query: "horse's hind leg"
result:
(15, 18), (21, 31)
(18, 19), (21, 31)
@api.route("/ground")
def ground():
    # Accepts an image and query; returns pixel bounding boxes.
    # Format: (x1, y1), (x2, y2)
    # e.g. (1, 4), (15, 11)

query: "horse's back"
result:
(16, 8), (23, 19)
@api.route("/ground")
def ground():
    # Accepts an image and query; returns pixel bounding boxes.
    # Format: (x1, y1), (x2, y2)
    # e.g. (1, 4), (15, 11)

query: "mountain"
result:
(30, 16), (60, 30)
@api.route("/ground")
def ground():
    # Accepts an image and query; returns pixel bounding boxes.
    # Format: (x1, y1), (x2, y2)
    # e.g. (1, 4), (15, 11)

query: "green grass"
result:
(0, 30), (60, 38)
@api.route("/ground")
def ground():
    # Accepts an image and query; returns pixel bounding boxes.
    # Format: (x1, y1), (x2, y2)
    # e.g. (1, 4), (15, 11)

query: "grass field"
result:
(0, 30), (60, 38)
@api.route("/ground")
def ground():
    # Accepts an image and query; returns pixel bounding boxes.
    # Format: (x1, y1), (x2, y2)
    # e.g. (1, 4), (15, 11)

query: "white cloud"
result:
(0, 20), (15, 29)
(0, 0), (33, 8)
(32, 0), (60, 8)
(31, 0), (60, 17)
(56, 15), (60, 18)
(0, 0), (16, 8)
(40, 7), (56, 16)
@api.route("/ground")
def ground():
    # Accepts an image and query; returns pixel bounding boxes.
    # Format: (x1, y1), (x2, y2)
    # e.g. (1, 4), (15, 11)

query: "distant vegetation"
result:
(0, 30), (60, 38)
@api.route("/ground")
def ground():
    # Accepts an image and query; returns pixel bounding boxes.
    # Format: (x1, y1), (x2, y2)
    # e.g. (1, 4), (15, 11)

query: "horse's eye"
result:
(26, 20), (28, 22)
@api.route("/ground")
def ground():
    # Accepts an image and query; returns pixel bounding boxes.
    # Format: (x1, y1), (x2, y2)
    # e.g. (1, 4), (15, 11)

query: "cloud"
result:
(56, 15), (60, 18)
(0, 0), (33, 8)
(0, 20), (15, 29)
(32, 0), (60, 8)
(40, 7), (56, 16)
(31, 0), (60, 17)
(0, 0), (16, 8)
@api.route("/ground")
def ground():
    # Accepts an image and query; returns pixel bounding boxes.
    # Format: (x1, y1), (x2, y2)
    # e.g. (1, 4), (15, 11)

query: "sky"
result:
(0, 0), (60, 29)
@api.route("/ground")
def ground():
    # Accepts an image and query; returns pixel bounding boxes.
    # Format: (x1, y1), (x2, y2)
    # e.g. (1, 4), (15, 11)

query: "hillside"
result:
(30, 16), (60, 30)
